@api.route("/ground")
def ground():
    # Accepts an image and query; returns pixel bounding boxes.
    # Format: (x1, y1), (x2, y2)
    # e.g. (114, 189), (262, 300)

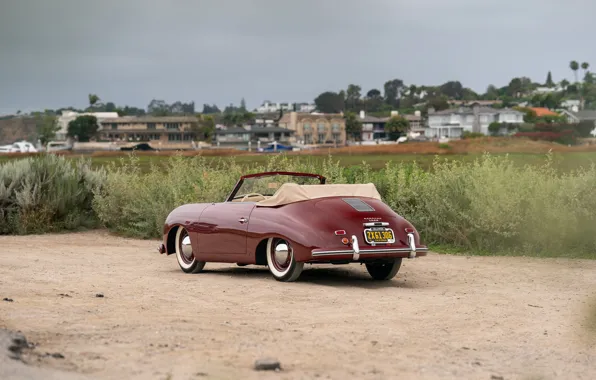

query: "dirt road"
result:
(1, 231), (595, 380)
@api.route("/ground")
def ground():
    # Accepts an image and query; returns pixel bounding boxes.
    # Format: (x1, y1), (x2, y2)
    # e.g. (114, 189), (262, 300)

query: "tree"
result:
(169, 101), (195, 115)
(192, 115), (216, 141)
(385, 116), (409, 140)
(507, 78), (523, 97)
(576, 120), (596, 137)
(383, 79), (404, 107)
(570, 61), (579, 83)
(545, 71), (554, 87)
(88, 94), (100, 107)
(202, 104), (221, 114)
(439, 81), (464, 99)
(366, 89), (381, 98)
(363, 89), (383, 112)
(344, 112), (362, 141)
(488, 122), (501, 136)
(484, 85), (499, 100)
(67, 115), (98, 142)
(34, 113), (59, 147)
(345, 84), (361, 111)
(425, 97), (449, 112)
(314, 91), (345, 113)
(560, 79), (570, 89)
(581, 62), (590, 78)
(104, 102), (116, 112)
(147, 99), (170, 116)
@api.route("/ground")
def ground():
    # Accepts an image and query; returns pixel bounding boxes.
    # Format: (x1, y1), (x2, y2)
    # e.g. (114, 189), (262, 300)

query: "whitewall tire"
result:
(266, 237), (303, 282)
(175, 227), (205, 274)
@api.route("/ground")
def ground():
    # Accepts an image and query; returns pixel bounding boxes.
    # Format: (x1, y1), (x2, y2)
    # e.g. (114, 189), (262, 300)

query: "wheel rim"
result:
(271, 239), (292, 272)
(178, 228), (194, 265)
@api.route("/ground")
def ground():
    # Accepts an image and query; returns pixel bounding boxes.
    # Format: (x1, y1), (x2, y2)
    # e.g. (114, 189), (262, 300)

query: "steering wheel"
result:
(241, 192), (265, 202)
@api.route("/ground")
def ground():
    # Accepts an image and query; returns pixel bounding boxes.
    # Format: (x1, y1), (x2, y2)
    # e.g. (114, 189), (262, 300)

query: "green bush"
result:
(91, 153), (349, 238)
(0, 154), (105, 234)
(4, 152), (596, 258)
(379, 154), (596, 257)
(92, 152), (596, 258)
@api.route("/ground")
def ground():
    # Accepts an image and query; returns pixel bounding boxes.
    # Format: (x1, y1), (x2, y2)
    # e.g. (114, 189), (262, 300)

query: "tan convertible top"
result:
(256, 183), (381, 207)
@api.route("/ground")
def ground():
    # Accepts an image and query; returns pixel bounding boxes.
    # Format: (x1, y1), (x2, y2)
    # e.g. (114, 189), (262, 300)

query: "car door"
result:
(197, 202), (256, 256)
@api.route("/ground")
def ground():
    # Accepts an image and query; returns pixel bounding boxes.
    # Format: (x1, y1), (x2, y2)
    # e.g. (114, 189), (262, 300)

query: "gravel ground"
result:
(1, 230), (595, 380)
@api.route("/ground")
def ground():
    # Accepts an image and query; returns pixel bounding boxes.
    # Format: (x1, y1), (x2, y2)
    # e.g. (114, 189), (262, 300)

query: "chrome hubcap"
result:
(181, 234), (193, 260)
(274, 242), (290, 267)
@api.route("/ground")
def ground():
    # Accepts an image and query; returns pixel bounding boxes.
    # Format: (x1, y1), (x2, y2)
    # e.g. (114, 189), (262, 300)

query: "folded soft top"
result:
(256, 182), (381, 207)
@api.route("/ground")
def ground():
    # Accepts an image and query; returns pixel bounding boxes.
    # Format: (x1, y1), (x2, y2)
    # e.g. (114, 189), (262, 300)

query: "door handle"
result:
(238, 217), (247, 224)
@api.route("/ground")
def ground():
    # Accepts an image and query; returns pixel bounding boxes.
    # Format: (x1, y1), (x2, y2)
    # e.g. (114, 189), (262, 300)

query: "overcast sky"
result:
(0, 0), (594, 114)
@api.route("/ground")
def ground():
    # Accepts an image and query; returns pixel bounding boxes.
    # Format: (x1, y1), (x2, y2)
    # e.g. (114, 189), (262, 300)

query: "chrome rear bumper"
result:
(311, 233), (427, 260)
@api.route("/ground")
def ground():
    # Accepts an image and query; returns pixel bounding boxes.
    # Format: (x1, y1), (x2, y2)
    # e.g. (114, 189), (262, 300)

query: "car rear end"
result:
(302, 196), (428, 263)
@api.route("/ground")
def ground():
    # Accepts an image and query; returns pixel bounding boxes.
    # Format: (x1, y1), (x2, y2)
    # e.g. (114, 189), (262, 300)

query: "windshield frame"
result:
(225, 171), (326, 202)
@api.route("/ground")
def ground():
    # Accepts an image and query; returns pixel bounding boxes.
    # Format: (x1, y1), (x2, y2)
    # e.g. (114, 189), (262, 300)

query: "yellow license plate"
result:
(364, 228), (395, 244)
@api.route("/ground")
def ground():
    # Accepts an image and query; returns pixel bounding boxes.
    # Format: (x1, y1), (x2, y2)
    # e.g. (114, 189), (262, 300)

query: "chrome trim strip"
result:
(311, 247), (429, 257)
(363, 222), (389, 227)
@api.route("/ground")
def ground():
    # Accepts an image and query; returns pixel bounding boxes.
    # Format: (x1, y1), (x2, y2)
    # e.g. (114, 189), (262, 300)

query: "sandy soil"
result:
(1, 230), (595, 380)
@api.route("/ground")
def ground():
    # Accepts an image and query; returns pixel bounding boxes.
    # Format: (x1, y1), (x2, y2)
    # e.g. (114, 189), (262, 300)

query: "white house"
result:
(255, 101), (316, 114)
(560, 99), (580, 112)
(56, 110), (119, 141)
(426, 104), (524, 138)
(533, 86), (565, 94)
(558, 110), (596, 135)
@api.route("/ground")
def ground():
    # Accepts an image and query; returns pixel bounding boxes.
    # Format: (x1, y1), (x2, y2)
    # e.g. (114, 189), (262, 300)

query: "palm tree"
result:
(580, 62), (590, 110)
(581, 62), (590, 78)
(570, 61), (579, 83)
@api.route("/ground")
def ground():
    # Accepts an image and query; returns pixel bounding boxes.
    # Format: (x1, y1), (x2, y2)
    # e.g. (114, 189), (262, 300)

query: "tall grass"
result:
(0, 154), (105, 234)
(3, 152), (596, 258)
(91, 152), (596, 258)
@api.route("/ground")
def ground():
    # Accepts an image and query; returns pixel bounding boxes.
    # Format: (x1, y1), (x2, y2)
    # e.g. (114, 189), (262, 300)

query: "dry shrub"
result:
(0, 154), (105, 234)
(380, 153), (596, 257)
(3, 151), (596, 258)
(92, 152), (596, 258)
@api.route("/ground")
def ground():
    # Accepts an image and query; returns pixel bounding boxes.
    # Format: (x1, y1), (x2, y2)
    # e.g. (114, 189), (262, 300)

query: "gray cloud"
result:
(0, 0), (594, 114)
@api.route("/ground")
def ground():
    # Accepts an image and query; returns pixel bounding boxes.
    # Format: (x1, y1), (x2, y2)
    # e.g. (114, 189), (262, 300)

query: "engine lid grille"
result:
(342, 198), (375, 212)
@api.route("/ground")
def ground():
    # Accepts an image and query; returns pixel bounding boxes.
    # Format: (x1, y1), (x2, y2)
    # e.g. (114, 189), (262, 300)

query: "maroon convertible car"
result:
(158, 171), (427, 282)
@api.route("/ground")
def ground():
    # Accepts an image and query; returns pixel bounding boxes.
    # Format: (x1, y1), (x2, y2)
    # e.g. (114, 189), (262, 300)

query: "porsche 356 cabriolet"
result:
(157, 171), (427, 282)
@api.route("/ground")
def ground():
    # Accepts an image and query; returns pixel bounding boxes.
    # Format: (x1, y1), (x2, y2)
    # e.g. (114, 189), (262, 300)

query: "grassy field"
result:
(3, 137), (596, 173)
(3, 143), (596, 258)
(3, 150), (596, 173)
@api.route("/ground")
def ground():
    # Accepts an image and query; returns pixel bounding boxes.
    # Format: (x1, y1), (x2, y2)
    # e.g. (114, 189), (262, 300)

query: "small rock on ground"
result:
(254, 358), (281, 371)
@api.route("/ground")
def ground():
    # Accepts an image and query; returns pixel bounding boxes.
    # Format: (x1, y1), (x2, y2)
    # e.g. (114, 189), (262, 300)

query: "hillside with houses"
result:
(1, 61), (596, 152)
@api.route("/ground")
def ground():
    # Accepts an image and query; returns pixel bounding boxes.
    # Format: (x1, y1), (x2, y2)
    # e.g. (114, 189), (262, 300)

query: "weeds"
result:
(0, 154), (105, 234)
(3, 152), (596, 258)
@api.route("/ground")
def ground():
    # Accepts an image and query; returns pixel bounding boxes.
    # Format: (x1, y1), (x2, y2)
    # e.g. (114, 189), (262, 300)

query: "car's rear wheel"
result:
(175, 227), (205, 274)
(365, 258), (402, 280)
(266, 237), (303, 282)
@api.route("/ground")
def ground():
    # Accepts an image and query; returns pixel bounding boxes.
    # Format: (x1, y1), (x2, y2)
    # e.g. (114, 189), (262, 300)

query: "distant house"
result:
(560, 100), (580, 112)
(56, 111), (119, 141)
(448, 100), (502, 107)
(532, 86), (565, 94)
(426, 104), (524, 138)
(215, 125), (294, 149)
(278, 112), (346, 145)
(558, 110), (596, 134)
(357, 111), (423, 141)
(256, 101), (316, 114)
(98, 116), (199, 145)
